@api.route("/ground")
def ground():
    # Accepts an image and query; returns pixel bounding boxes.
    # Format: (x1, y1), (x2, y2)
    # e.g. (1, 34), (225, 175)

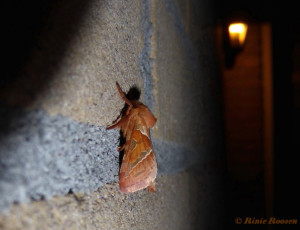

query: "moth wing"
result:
(119, 115), (157, 193)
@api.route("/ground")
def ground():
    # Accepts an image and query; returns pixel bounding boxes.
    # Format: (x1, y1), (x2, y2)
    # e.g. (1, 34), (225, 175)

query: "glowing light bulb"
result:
(228, 23), (248, 47)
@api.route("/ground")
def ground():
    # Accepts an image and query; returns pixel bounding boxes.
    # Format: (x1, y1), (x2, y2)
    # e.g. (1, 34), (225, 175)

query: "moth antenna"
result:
(116, 82), (133, 111)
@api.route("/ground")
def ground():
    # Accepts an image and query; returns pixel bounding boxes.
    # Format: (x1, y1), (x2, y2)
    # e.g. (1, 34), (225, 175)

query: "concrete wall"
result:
(0, 0), (224, 229)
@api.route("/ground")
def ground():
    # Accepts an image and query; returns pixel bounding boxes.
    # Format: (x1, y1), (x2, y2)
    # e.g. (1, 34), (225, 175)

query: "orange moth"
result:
(107, 82), (157, 193)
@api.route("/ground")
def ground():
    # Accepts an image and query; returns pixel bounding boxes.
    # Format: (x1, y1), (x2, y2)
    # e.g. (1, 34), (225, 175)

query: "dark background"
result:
(214, 0), (300, 226)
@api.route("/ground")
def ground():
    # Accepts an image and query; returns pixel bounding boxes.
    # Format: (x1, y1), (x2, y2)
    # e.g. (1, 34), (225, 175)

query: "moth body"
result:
(107, 82), (157, 193)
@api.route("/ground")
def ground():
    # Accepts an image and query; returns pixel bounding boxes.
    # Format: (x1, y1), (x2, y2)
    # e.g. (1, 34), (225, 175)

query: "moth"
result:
(107, 82), (157, 193)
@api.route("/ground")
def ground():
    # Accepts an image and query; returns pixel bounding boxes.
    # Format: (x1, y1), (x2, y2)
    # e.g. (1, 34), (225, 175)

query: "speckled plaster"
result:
(0, 105), (119, 212)
(0, 105), (203, 212)
(0, 171), (225, 230)
(152, 0), (223, 156)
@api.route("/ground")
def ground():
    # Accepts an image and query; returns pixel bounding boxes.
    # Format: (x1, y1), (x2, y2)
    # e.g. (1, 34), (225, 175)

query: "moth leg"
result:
(147, 181), (156, 192)
(106, 116), (126, 130)
(106, 122), (120, 130)
(116, 82), (133, 114)
(118, 144), (125, 152)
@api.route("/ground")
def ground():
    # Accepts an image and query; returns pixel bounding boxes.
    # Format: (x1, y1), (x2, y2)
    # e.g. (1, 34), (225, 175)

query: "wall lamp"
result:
(224, 22), (248, 68)
(228, 23), (248, 48)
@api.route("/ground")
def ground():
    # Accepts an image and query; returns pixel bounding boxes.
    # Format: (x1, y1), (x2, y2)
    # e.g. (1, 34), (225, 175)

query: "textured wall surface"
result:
(0, 0), (224, 229)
